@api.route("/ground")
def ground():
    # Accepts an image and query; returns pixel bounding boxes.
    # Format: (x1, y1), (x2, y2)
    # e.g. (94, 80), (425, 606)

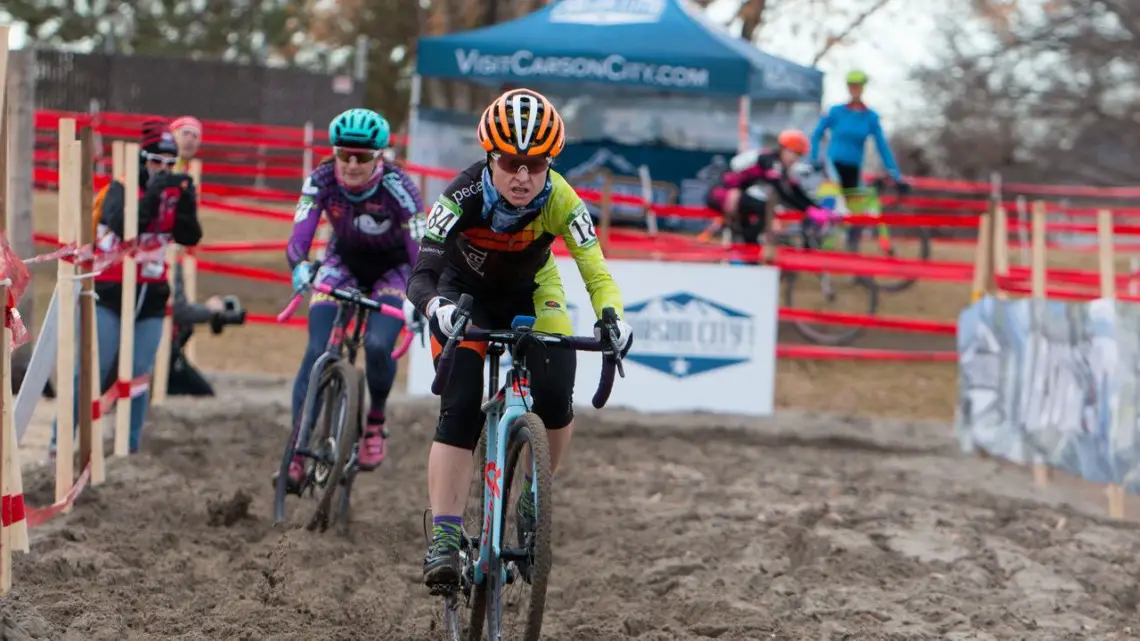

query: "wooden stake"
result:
(1096, 208), (1125, 518)
(78, 127), (103, 484)
(114, 144), (139, 457)
(970, 211), (993, 302)
(1030, 200), (1050, 486)
(55, 119), (78, 506)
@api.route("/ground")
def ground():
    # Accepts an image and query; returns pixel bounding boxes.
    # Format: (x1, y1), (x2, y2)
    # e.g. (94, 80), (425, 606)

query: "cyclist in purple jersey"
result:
(277, 108), (424, 494)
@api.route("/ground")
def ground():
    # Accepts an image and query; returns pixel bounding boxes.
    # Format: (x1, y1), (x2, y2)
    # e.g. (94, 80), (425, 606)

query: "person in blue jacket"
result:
(810, 70), (908, 192)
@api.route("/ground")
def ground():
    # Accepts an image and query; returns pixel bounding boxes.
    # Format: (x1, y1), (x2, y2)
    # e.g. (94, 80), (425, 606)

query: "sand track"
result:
(2, 382), (1138, 640)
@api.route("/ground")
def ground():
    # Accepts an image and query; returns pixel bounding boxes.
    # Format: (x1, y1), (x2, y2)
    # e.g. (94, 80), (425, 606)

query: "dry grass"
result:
(28, 192), (1120, 422)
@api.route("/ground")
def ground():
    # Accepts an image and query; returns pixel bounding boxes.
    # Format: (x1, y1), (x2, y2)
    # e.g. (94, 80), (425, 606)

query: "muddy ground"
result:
(3, 377), (1139, 641)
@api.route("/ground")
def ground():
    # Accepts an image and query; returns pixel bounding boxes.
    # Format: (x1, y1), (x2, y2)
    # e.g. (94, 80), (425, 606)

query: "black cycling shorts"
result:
(734, 193), (769, 245)
(832, 162), (862, 191)
(430, 270), (577, 451)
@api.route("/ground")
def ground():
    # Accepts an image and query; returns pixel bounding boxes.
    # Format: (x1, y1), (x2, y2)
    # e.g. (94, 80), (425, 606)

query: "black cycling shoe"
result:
(423, 540), (461, 593)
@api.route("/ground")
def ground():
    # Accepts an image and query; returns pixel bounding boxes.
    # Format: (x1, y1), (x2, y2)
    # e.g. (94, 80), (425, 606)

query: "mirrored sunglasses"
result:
(491, 153), (551, 174)
(335, 147), (382, 163)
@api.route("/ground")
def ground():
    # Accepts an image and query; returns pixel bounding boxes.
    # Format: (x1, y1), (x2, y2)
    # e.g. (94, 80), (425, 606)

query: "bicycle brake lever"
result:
(604, 323), (627, 378)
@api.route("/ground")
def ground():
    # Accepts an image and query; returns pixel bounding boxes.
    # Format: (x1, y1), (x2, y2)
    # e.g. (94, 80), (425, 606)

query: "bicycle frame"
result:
(470, 336), (532, 588)
(293, 298), (370, 457)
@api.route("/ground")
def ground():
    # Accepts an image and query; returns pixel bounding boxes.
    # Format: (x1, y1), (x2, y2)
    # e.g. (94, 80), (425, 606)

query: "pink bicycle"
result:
(272, 267), (416, 533)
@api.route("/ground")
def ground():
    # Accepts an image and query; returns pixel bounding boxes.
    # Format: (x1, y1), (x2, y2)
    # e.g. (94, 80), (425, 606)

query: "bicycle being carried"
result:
(273, 263), (416, 533)
(430, 294), (625, 641)
(817, 175), (931, 293)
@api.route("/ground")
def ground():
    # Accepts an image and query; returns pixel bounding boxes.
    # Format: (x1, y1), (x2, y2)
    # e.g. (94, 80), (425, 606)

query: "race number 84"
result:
(426, 202), (458, 239)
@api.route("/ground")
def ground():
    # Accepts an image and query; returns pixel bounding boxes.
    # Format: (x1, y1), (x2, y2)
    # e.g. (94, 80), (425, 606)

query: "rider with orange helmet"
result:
(707, 129), (835, 245)
(406, 88), (631, 589)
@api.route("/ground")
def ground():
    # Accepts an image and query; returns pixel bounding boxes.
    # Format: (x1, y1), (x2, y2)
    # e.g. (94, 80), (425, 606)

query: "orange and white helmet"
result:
(477, 88), (566, 158)
(777, 129), (810, 155)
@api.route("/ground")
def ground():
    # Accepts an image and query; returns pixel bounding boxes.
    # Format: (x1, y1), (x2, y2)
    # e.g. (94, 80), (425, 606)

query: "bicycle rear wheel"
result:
(307, 360), (361, 533)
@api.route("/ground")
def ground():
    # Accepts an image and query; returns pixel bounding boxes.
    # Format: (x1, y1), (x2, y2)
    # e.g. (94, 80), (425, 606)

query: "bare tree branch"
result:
(811, 0), (893, 64)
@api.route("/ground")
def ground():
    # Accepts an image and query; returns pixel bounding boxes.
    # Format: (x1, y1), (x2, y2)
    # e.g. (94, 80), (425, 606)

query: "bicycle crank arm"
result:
(295, 447), (335, 466)
(500, 546), (531, 562)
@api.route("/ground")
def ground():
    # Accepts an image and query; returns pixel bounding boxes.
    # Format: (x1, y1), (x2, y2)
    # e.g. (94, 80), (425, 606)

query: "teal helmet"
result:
(329, 108), (390, 150)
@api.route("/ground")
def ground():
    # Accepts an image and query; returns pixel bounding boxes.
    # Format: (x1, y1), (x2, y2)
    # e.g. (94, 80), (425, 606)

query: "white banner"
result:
(407, 258), (779, 416)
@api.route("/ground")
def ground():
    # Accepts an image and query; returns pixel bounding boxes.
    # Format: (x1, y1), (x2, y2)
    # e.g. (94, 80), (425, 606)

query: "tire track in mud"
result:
(2, 386), (1138, 640)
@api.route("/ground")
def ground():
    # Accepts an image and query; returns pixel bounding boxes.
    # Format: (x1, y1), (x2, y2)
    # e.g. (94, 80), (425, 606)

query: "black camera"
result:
(210, 295), (247, 334)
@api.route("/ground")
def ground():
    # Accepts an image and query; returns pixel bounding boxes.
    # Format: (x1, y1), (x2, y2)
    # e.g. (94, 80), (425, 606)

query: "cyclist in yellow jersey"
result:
(406, 88), (633, 588)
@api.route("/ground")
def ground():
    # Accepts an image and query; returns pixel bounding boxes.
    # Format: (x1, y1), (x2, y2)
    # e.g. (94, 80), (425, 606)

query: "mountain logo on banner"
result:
(549, 0), (666, 25)
(623, 292), (755, 378)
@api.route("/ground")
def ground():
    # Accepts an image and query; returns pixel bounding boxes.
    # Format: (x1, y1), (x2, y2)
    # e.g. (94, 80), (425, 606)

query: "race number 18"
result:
(568, 209), (597, 247)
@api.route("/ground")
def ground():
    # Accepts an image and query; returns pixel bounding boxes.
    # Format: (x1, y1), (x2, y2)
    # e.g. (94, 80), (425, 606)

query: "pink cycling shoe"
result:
(269, 453), (306, 495)
(358, 413), (388, 471)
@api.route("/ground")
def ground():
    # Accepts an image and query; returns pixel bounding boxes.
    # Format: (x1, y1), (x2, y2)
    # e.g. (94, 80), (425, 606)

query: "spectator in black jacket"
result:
(52, 119), (202, 454)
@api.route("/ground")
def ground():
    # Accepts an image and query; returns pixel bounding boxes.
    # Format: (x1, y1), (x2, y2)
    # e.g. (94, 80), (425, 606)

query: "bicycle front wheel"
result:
(491, 413), (554, 641)
(783, 260), (879, 347)
(308, 360), (362, 533)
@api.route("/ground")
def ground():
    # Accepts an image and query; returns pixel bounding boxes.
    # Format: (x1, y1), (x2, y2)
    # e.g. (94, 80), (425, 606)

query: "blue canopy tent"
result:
(414, 0), (823, 101)
(408, 0), (824, 228)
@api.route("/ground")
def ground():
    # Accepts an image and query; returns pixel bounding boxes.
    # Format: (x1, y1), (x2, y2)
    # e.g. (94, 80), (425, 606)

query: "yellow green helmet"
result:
(846, 70), (868, 85)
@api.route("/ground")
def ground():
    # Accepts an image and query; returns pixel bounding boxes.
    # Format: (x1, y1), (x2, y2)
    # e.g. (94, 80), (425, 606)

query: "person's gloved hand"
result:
(811, 159), (826, 172)
(426, 296), (460, 343)
(402, 298), (424, 333)
(805, 206), (838, 227)
(595, 315), (634, 359)
(291, 261), (314, 291)
(140, 171), (194, 219)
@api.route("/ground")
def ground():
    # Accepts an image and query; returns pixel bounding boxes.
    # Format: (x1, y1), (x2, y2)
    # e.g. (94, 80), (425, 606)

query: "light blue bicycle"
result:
(430, 294), (625, 641)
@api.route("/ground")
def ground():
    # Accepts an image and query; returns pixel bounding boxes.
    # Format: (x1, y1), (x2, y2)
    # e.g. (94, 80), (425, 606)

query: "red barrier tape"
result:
(199, 198), (293, 222)
(246, 313), (306, 327)
(241, 309), (955, 360)
(92, 374), (151, 420)
(33, 108), (1140, 201)
(24, 463), (92, 529)
(1, 490), (25, 527)
(778, 308), (956, 335)
(193, 258), (290, 283)
(35, 109), (405, 147)
(193, 239), (326, 254)
(9, 368), (150, 533)
(777, 345), (957, 361)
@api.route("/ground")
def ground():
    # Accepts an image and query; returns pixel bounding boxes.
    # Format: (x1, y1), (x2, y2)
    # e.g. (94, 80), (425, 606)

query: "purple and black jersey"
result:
(286, 161), (422, 297)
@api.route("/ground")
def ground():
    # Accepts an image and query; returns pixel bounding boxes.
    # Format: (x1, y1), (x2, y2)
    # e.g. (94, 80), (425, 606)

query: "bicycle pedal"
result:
(428, 583), (458, 597)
